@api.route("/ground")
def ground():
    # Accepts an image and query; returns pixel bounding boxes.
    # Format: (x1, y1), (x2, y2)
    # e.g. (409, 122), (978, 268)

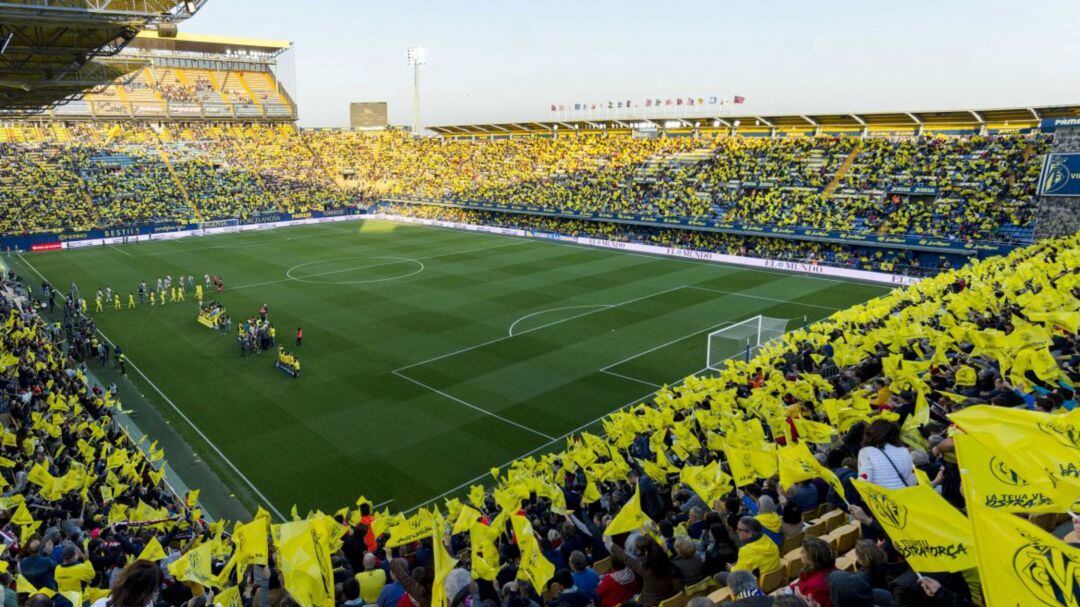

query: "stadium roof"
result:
(131, 31), (292, 56)
(0, 0), (208, 114)
(429, 104), (1080, 137)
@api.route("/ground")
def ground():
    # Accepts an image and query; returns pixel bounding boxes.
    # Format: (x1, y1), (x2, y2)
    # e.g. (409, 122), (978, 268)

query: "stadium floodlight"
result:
(406, 47), (426, 135)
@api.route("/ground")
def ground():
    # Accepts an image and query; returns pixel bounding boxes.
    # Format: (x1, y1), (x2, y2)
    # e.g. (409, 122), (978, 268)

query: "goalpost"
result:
(706, 315), (791, 370)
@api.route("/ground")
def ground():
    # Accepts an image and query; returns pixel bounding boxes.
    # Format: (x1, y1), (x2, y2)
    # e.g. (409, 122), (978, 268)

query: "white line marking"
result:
(507, 304), (612, 337)
(395, 284), (690, 373)
(379, 215), (893, 289)
(599, 321), (732, 373)
(393, 370), (556, 441)
(598, 369), (662, 388)
(374, 498), (395, 509)
(109, 245), (135, 258)
(231, 240), (529, 291)
(683, 284), (842, 311)
(403, 363), (710, 514)
(286, 256), (425, 286)
(18, 253), (287, 522)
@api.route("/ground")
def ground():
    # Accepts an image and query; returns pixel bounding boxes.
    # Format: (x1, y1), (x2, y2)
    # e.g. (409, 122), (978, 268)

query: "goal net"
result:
(706, 315), (790, 370)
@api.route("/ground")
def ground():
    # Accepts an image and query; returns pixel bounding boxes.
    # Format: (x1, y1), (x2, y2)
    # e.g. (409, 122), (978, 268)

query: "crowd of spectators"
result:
(309, 130), (1049, 244)
(0, 124), (1051, 251)
(0, 123), (354, 234)
(0, 223), (1073, 607)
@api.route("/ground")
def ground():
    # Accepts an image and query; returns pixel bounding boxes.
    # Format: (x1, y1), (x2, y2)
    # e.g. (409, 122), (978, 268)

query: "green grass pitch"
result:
(11, 219), (889, 519)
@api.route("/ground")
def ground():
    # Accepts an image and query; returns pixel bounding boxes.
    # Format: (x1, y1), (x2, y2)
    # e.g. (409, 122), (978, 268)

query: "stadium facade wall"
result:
(1035, 126), (1080, 239)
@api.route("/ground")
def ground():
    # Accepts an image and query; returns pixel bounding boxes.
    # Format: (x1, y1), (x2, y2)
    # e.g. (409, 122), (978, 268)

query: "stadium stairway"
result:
(820, 141), (862, 198)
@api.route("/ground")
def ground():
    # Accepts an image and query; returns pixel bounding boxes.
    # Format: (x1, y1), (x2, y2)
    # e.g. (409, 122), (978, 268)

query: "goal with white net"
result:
(706, 315), (790, 370)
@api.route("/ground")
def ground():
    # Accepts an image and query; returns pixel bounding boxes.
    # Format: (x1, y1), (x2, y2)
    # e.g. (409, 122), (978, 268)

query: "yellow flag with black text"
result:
(954, 433), (1062, 513)
(950, 405), (1080, 504)
(233, 516), (270, 578)
(275, 518), (335, 607)
(852, 480), (975, 572)
(167, 541), (215, 587)
(969, 503), (1080, 607)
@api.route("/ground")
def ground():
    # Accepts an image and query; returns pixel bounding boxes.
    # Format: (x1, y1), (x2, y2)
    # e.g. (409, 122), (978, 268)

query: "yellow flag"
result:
(852, 480), (975, 572)
(725, 445), (778, 487)
(185, 490), (200, 509)
(469, 523), (500, 581)
(275, 518), (335, 607)
(233, 517), (270, 578)
(430, 512), (458, 607)
(777, 442), (845, 501)
(386, 510), (436, 548)
(215, 586), (243, 607)
(680, 462), (732, 507)
(950, 405), (1080, 502)
(16, 575), (55, 597)
(953, 433), (1061, 513)
(604, 484), (652, 536)
(511, 514), (554, 591)
(452, 505), (483, 536)
(792, 417), (836, 444)
(167, 542), (215, 587)
(10, 502), (34, 526)
(582, 480), (602, 505)
(969, 503), (1080, 607)
(137, 536), (167, 562)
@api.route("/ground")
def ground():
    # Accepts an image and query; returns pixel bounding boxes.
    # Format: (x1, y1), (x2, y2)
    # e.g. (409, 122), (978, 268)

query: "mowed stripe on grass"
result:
(17, 220), (889, 516)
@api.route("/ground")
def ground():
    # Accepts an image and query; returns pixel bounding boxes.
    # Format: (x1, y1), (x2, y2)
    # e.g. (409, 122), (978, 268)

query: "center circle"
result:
(285, 256), (425, 285)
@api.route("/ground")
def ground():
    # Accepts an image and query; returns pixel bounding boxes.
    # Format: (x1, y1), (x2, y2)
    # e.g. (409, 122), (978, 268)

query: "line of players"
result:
(90, 273), (225, 312)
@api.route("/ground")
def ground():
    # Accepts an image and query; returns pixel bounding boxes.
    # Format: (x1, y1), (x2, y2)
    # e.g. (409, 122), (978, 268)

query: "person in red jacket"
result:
(296, 326), (303, 347)
(596, 555), (640, 607)
(791, 537), (837, 607)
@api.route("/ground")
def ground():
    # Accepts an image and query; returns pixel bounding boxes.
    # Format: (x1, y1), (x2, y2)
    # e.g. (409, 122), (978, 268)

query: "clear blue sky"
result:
(182, 0), (1080, 128)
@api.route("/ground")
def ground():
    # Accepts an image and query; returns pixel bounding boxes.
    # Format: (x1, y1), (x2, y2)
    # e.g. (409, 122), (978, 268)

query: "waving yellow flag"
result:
(852, 480), (975, 572)
(953, 433), (1061, 513)
(136, 537), (167, 562)
(511, 514), (555, 591)
(950, 405), (1080, 503)
(385, 509), (436, 548)
(604, 484), (652, 536)
(430, 512), (458, 607)
(275, 518), (335, 607)
(725, 445), (777, 487)
(167, 542), (215, 587)
(233, 516), (270, 578)
(778, 442), (845, 501)
(969, 504), (1080, 607)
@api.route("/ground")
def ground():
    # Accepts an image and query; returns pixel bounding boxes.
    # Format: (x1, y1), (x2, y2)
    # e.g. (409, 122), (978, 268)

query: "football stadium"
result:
(0, 2), (1077, 606)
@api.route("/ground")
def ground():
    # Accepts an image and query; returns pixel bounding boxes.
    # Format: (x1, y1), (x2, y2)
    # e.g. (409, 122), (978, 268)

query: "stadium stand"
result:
(0, 224), (1074, 607)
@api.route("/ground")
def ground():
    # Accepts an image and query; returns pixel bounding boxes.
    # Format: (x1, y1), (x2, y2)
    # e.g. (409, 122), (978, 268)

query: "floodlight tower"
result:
(406, 47), (426, 135)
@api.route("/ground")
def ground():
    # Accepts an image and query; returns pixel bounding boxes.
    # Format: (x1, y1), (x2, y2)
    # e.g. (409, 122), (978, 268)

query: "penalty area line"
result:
(392, 370), (556, 441)
(17, 253), (288, 523)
